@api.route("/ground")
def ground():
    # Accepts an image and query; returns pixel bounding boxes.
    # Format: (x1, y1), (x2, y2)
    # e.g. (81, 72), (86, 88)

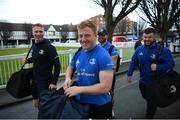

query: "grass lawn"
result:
(0, 46), (134, 86)
(0, 46), (78, 56)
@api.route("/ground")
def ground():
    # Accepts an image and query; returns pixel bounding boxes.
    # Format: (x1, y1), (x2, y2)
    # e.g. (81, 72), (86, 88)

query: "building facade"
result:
(0, 22), (78, 47)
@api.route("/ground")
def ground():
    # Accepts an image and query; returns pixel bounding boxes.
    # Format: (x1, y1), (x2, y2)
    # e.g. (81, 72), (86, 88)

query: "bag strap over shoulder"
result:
(21, 46), (33, 70)
(108, 45), (114, 54)
(71, 47), (82, 79)
(154, 42), (164, 64)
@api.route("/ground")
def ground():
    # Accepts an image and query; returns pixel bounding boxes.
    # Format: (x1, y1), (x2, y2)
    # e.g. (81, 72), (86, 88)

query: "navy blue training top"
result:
(127, 43), (175, 85)
(30, 39), (60, 98)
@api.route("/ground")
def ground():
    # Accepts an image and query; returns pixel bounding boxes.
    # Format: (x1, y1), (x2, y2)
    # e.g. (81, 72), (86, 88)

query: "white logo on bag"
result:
(170, 85), (176, 93)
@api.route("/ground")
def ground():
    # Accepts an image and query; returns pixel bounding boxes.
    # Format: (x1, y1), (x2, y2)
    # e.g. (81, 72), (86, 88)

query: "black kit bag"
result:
(148, 43), (180, 108)
(38, 48), (89, 119)
(148, 69), (180, 108)
(38, 86), (89, 119)
(6, 46), (33, 98)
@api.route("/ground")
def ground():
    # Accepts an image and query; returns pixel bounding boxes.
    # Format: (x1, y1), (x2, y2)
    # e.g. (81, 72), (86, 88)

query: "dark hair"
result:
(143, 27), (156, 34)
(97, 28), (108, 35)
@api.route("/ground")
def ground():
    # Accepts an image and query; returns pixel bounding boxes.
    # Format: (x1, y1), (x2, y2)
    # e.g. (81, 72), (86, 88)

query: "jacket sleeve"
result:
(26, 57), (33, 63)
(32, 81), (38, 99)
(51, 57), (61, 84)
(127, 50), (139, 76)
(48, 45), (61, 85)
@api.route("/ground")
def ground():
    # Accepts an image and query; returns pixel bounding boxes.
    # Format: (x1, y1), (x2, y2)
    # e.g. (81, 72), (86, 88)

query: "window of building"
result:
(48, 31), (55, 36)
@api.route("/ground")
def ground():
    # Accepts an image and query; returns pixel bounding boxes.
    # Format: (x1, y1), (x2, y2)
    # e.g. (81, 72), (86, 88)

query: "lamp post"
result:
(59, 27), (62, 43)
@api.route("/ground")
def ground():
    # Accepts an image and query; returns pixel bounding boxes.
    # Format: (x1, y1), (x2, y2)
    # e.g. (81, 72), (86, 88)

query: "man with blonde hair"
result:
(63, 20), (114, 119)
(26, 23), (60, 109)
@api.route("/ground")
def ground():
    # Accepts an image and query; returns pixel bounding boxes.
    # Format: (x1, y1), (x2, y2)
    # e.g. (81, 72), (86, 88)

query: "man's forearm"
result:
(65, 66), (74, 80)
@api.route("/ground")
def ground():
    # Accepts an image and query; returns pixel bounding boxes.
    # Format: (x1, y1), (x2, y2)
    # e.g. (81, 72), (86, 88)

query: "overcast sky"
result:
(0, 0), (138, 25)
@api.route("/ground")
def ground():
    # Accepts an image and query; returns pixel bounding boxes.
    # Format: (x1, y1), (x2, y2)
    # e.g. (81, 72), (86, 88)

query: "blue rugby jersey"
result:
(70, 45), (114, 105)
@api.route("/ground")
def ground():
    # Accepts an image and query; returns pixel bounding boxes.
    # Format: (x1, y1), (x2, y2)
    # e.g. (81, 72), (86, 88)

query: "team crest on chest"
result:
(89, 58), (96, 64)
(39, 49), (44, 54)
(150, 54), (156, 59)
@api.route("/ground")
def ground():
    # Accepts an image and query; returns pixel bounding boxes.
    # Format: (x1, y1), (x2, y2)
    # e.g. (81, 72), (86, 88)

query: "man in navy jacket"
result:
(127, 27), (175, 119)
(26, 23), (60, 108)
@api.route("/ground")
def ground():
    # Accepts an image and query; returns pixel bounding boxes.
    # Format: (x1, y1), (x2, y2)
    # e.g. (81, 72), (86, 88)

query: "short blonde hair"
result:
(78, 20), (96, 35)
(32, 23), (44, 29)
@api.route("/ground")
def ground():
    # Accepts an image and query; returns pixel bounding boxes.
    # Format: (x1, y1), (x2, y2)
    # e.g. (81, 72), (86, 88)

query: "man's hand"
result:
(49, 84), (57, 91)
(64, 86), (81, 97)
(127, 76), (133, 83)
(32, 99), (39, 108)
(151, 63), (157, 71)
(22, 58), (28, 63)
(63, 78), (71, 91)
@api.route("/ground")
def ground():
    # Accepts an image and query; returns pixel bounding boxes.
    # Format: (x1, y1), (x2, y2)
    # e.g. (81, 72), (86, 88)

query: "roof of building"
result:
(0, 22), (77, 32)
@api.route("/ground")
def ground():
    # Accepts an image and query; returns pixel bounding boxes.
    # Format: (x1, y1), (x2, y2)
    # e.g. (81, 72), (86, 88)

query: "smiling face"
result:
(98, 34), (108, 44)
(143, 32), (156, 46)
(78, 21), (97, 51)
(78, 26), (96, 51)
(142, 27), (156, 46)
(32, 24), (45, 43)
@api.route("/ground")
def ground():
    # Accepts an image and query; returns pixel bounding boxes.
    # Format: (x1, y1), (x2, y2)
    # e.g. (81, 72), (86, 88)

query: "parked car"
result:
(127, 37), (138, 42)
(112, 36), (128, 42)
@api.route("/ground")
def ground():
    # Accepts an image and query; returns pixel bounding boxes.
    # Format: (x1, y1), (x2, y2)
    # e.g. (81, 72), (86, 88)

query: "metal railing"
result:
(0, 46), (134, 89)
(0, 49), (76, 89)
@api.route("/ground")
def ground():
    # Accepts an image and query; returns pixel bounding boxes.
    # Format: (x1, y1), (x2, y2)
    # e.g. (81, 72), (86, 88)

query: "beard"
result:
(144, 41), (156, 47)
(98, 39), (106, 44)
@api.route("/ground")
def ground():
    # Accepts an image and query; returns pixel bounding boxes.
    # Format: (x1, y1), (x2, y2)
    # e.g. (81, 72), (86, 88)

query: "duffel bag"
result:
(148, 69), (180, 108)
(6, 68), (33, 98)
(38, 86), (89, 119)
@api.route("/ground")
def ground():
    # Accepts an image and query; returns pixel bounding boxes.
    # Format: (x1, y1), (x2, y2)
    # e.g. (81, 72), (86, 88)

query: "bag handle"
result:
(153, 42), (164, 78)
(21, 46), (33, 70)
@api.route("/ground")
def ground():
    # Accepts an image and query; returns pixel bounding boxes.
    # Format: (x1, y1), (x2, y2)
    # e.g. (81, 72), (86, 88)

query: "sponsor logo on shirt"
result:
(107, 63), (114, 66)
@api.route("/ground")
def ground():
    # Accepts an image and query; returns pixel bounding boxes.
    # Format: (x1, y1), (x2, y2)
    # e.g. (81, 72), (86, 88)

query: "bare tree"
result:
(61, 25), (69, 43)
(23, 23), (32, 44)
(175, 17), (180, 37)
(0, 23), (12, 45)
(137, 18), (148, 39)
(138, 0), (180, 41)
(175, 16), (180, 46)
(92, 0), (141, 41)
(115, 18), (128, 35)
(138, 19), (147, 32)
